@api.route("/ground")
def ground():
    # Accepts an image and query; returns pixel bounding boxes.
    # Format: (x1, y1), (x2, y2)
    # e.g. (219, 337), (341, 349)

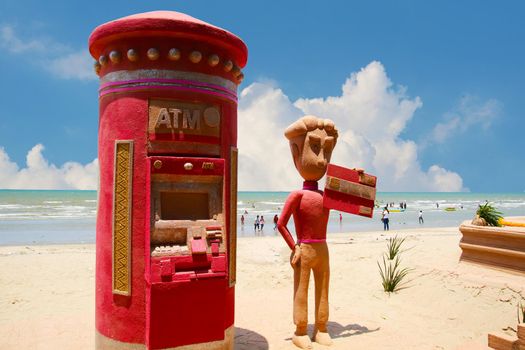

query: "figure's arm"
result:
(277, 191), (303, 250)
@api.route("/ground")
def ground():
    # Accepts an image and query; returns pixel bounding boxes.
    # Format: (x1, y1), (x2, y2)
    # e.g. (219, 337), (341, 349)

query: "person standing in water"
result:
(418, 210), (424, 224)
(254, 215), (260, 232)
(382, 207), (390, 231)
(260, 216), (265, 231)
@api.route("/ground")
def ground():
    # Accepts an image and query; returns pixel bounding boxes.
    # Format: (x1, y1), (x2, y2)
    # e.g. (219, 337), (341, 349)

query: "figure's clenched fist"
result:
(291, 244), (301, 266)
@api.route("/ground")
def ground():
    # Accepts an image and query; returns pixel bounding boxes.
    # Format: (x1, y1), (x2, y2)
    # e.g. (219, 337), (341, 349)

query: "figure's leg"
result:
(313, 243), (332, 346)
(292, 247), (313, 349)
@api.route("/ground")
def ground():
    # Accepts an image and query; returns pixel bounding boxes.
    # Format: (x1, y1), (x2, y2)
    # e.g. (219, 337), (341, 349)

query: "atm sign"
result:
(148, 99), (221, 138)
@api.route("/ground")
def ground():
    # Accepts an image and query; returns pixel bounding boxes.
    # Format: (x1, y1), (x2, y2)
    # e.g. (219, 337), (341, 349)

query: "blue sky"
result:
(0, 0), (523, 191)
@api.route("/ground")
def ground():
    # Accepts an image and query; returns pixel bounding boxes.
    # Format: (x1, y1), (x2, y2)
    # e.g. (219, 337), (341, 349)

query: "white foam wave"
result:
(259, 201), (284, 206)
(0, 204), (26, 209)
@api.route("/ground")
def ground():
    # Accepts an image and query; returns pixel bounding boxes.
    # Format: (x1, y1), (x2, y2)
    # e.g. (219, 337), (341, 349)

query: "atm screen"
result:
(160, 192), (209, 220)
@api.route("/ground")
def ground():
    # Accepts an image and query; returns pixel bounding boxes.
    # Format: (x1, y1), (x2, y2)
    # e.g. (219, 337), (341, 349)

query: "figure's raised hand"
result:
(291, 244), (301, 266)
(353, 167), (365, 174)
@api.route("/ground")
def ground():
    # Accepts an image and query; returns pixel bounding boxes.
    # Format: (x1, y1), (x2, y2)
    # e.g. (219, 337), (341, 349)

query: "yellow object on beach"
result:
(444, 207), (456, 212)
(498, 218), (525, 227)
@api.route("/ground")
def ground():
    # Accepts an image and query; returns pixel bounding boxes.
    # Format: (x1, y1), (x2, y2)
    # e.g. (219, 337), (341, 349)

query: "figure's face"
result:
(291, 128), (336, 181)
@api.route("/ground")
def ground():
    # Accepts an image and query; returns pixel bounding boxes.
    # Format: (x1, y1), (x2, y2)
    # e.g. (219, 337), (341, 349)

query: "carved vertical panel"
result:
(112, 140), (133, 295)
(229, 147), (238, 287)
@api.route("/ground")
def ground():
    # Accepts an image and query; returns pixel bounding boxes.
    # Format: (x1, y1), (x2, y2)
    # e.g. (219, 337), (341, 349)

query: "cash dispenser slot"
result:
(149, 156), (227, 282)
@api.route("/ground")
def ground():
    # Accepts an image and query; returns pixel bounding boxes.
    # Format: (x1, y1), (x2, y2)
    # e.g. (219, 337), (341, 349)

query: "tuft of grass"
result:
(377, 256), (411, 293)
(386, 235), (406, 260)
(476, 202), (503, 227)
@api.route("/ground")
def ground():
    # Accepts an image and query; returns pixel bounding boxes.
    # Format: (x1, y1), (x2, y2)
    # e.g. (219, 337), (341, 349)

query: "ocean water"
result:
(0, 190), (97, 245)
(0, 189), (524, 245)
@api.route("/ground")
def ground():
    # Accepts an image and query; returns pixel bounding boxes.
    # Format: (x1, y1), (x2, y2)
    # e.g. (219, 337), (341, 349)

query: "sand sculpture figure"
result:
(277, 115), (361, 349)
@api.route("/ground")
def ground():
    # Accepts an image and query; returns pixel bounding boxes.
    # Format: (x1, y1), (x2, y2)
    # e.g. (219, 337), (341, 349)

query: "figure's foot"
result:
(314, 331), (333, 346)
(292, 334), (313, 349)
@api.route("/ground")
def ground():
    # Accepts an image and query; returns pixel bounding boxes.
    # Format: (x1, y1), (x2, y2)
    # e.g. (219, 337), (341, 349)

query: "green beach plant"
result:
(377, 255), (411, 293)
(386, 235), (405, 260)
(476, 202), (503, 227)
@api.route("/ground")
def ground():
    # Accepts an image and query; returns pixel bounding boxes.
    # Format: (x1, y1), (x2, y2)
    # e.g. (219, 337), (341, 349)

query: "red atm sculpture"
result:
(89, 11), (248, 350)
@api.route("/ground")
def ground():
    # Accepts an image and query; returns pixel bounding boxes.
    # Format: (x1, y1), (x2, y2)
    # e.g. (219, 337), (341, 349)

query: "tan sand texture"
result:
(1, 227), (525, 349)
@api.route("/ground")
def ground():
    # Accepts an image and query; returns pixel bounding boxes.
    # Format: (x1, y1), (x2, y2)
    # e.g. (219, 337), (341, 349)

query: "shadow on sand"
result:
(325, 321), (380, 339)
(285, 321), (380, 341)
(235, 327), (269, 350)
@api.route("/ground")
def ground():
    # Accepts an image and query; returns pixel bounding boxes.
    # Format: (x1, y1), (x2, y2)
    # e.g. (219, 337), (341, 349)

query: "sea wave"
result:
(0, 204), (27, 209)
(259, 201), (284, 206)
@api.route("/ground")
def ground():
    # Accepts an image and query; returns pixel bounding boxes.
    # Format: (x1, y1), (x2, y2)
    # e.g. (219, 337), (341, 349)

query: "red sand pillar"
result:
(88, 11), (247, 349)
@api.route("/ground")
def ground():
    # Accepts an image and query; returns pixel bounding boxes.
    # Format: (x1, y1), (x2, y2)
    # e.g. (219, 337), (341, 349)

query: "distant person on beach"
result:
(436, 203), (439, 208)
(241, 215), (245, 226)
(273, 214), (279, 230)
(254, 215), (260, 231)
(260, 216), (265, 231)
(382, 207), (390, 231)
(418, 210), (424, 224)
(339, 213), (342, 223)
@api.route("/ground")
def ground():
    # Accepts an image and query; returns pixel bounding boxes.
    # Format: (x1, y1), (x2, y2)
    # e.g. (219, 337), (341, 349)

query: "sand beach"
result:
(1, 226), (524, 349)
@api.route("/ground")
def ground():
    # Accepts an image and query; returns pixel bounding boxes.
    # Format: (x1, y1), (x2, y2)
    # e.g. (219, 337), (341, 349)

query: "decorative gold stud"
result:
(94, 61), (101, 74)
(189, 51), (202, 63)
(109, 50), (121, 64)
(208, 54), (220, 67)
(231, 65), (241, 77)
(168, 48), (181, 61)
(98, 55), (108, 66)
(127, 49), (139, 62)
(147, 48), (159, 60)
(223, 60), (233, 72)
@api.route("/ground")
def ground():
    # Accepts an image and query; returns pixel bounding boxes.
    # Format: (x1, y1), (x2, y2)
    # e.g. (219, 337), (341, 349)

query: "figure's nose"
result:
(317, 156), (327, 167)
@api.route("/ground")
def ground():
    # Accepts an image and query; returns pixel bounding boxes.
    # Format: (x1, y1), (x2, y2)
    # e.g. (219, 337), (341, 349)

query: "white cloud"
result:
(237, 83), (303, 191)
(0, 25), (48, 53)
(46, 51), (96, 81)
(0, 24), (95, 81)
(0, 61), (467, 192)
(429, 95), (501, 144)
(238, 61), (466, 191)
(0, 144), (98, 190)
